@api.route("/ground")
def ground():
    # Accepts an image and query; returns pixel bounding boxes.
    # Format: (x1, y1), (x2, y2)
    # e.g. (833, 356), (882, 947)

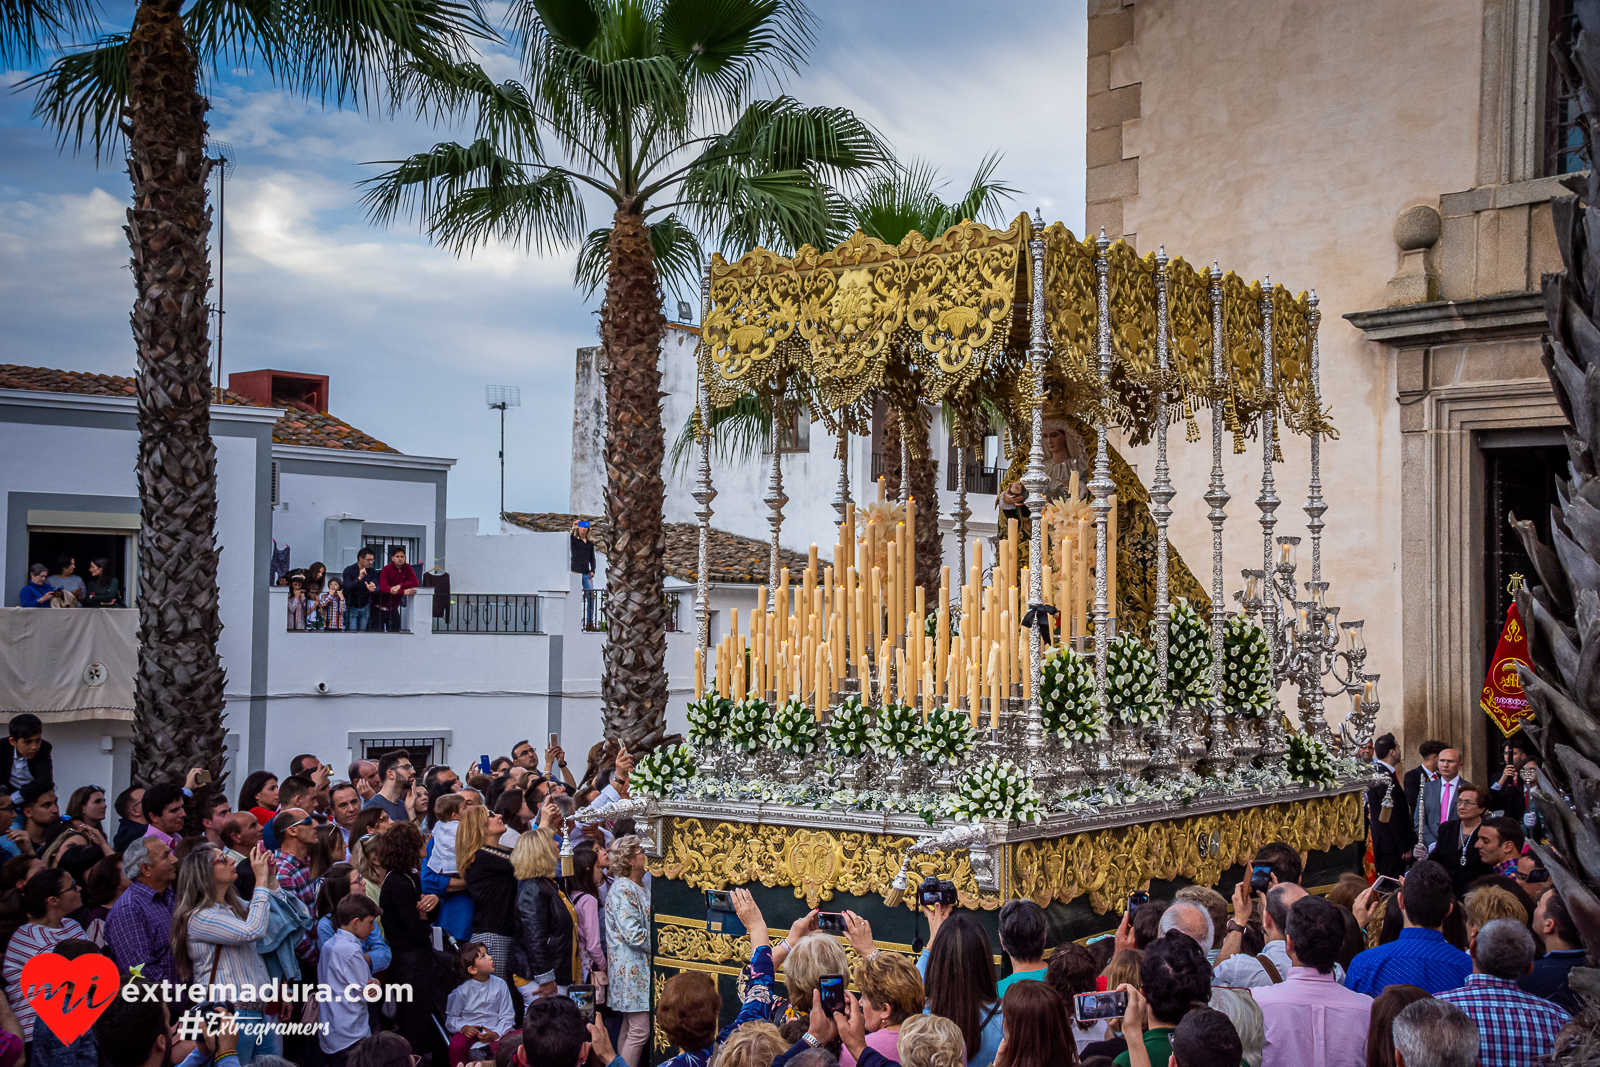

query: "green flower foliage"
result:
(918, 703), (978, 766)
(950, 759), (1044, 823)
(631, 744), (696, 797)
(1040, 645), (1106, 744)
(1166, 598), (1213, 706)
(1285, 732), (1336, 788)
(770, 697), (822, 756)
(727, 695), (771, 752)
(1107, 631), (1162, 726)
(686, 693), (733, 745)
(1223, 614), (1275, 717)
(873, 700), (922, 759)
(827, 694), (873, 757)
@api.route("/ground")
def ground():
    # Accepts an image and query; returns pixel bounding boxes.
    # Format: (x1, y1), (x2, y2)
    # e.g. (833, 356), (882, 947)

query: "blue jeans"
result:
(232, 1011), (282, 1064)
(346, 605), (370, 632)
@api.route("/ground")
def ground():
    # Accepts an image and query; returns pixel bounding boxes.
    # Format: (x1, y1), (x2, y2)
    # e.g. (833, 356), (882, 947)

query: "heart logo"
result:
(21, 952), (120, 1045)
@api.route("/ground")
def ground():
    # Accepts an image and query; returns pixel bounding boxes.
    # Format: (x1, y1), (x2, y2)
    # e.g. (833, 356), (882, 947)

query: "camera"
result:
(1074, 991), (1128, 1022)
(1250, 862), (1274, 893)
(567, 985), (595, 1021)
(918, 876), (957, 907)
(705, 889), (745, 936)
(815, 912), (846, 934)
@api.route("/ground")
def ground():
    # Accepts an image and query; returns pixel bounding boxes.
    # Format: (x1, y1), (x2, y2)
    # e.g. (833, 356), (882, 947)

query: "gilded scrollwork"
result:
(697, 213), (1330, 443)
(650, 793), (1360, 916)
(1010, 792), (1362, 914)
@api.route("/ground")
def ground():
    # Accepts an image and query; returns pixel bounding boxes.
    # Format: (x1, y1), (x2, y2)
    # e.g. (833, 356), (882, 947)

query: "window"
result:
(357, 735), (450, 768)
(26, 529), (134, 606)
(761, 411), (810, 454)
(1546, 0), (1590, 175)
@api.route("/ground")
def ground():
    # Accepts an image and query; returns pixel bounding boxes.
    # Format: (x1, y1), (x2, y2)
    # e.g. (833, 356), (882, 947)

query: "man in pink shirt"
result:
(1253, 895), (1373, 1067)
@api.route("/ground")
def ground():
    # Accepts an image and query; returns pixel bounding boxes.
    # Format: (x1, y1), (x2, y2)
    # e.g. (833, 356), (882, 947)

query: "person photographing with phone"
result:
(570, 520), (597, 629)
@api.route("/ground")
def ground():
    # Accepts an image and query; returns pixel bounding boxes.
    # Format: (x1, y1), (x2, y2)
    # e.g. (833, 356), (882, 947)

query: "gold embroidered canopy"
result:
(698, 213), (1330, 449)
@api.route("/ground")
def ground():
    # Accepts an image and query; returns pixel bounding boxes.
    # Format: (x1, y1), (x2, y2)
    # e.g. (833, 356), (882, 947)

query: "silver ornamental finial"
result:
(1033, 207), (1045, 228)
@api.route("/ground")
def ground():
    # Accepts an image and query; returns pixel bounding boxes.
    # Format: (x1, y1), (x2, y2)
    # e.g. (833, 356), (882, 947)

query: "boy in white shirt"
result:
(319, 893), (381, 1067)
(446, 942), (515, 1066)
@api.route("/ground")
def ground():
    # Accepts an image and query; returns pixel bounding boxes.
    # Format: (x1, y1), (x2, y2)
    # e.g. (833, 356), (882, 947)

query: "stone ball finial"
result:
(1394, 205), (1442, 252)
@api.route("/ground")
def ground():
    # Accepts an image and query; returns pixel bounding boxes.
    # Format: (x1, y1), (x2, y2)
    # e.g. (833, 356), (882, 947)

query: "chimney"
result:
(229, 369), (330, 414)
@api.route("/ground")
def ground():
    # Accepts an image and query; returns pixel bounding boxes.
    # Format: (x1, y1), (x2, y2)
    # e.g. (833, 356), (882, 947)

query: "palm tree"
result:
(363, 0), (887, 752)
(19, 0), (489, 791)
(1505, 4), (1600, 1028)
(1, 0), (94, 65)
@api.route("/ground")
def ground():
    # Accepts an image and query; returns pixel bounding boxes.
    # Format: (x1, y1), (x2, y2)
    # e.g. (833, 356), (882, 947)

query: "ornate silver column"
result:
(766, 403), (788, 603)
(1305, 292), (1325, 584)
(900, 433), (910, 503)
(1149, 248), (1177, 770)
(952, 444), (971, 584)
(833, 418), (851, 521)
(1023, 211), (1052, 787)
(1090, 231), (1114, 702)
(1257, 282), (1280, 665)
(694, 272), (716, 663)
(1205, 263), (1234, 767)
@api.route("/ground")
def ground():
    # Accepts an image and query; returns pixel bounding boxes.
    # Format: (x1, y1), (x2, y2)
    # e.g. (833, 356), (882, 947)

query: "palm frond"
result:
(20, 33), (127, 160)
(668, 392), (771, 472)
(946, 151), (1019, 230)
(852, 154), (1018, 247)
(360, 139), (585, 253)
(658, 0), (815, 116)
(397, 58), (546, 165)
(0, 0), (99, 67)
(574, 212), (703, 297)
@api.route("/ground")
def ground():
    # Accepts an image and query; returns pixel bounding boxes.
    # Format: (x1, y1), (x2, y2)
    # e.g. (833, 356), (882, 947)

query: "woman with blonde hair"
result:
(841, 951), (923, 1067)
(1462, 884), (1527, 939)
(710, 1022), (786, 1067)
(786, 930), (851, 1015)
(897, 1015), (966, 1067)
(460, 804), (516, 974)
(511, 828), (575, 1008)
(605, 835), (652, 1067)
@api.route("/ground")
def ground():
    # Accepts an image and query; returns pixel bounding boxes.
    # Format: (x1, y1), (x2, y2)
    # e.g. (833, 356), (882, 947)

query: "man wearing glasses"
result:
(362, 751), (415, 823)
(0, 797), (28, 858)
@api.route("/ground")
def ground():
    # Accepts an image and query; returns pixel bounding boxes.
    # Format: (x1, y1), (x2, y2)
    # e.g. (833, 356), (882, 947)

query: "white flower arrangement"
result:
(949, 759), (1044, 824)
(1285, 732), (1337, 788)
(1166, 598), (1213, 707)
(685, 693), (734, 745)
(726, 694), (771, 752)
(770, 697), (822, 756)
(872, 700), (922, 759)
(826, 694), (874, 757)
(1039, 645), (1106, 744)
(630, 743), (696, 797)
(918, 703), (978, 766)
(1223, 614), (1275, 717)
(1107, 631), (1163, 726)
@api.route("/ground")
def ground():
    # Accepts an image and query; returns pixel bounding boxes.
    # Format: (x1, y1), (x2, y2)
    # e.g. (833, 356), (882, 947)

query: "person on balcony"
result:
(18, 565), (65, 608)
(342, 548), (380, 633)
(47, 555), (86, 604)
(571, 520), (596, 630)
(377, 547), (419, 633)
(82, 558), (122, 607)
(319, 578), (347, 633)
(287, 577), (308, 631)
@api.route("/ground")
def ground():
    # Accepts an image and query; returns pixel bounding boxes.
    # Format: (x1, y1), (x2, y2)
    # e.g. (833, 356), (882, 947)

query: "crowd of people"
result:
(16, 555), (122, 608)
(0, 712), (1587, 1067)
(281, 547), (422, 633)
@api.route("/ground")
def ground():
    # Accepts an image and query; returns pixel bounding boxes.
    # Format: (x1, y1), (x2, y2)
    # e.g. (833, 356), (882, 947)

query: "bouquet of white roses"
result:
(727, 694), (770, 752)
(1040, 645), (1106, 744)
(631, 744), (696, 797)
(685, 693), (733, 746)
(1223, 614), (1275, 716)
(1107, 631), (1163, 726)
(872, 700), (921, 759)
(949, 759), (1044, 824)
(1166, 598), (1213, 707)
(1285, 731), (1336, 787)
(919, 703), (978, 766)
(826, 694), (873, 757)
(770, 697), (822, 756)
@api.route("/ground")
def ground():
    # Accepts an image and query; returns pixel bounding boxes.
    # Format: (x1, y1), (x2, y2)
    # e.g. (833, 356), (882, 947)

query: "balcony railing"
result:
(946, 460), (1000, 495)
(433, 594), (543, 634)
(582, 590), (682, 634)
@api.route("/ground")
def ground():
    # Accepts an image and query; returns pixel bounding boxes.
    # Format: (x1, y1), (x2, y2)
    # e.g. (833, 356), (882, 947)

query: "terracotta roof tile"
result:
(503, 511), (808, 586)
(0, 363), (398, 453)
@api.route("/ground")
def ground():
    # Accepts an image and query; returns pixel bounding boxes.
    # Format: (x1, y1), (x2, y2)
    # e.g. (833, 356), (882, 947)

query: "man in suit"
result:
(1417, 747), (1464, 855)
(1367, 733), (1415, 877)
(1402, 739), (1445, 813)
(1431, 782), (1494, 894)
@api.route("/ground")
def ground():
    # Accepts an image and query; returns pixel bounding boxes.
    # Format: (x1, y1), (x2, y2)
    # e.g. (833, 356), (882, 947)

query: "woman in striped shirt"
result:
(169, 843), (288, 1064)
(2, 868), (97, 1046)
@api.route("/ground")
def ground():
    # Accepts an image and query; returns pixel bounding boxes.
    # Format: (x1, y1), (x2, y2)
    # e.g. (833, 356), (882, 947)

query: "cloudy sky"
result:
(1, 0), (1087, 524)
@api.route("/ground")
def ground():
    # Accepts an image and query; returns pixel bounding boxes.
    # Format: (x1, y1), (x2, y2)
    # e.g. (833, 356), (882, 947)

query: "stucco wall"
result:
(1096, 0), (1485, 742)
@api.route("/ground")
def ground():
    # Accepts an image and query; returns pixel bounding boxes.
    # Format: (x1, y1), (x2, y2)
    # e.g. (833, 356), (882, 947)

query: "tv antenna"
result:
(206, 140), (237, 402)
(486, 385), (521, 519)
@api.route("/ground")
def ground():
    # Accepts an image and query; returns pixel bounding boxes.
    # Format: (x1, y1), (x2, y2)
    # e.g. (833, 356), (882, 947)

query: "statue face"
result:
(1044, 427), (1070, 462)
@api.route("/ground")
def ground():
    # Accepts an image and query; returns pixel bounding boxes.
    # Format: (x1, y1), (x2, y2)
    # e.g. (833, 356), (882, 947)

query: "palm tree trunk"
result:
(125, 0), (228, 794)
(601, 205), (669, 752)
(905, 415), (940, 593)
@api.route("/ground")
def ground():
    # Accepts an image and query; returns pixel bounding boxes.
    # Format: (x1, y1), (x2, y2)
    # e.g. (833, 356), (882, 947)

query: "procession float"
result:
(623, 213), (1383, 1056)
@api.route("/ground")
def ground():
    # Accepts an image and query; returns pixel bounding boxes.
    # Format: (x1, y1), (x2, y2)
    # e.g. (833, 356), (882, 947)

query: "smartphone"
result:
(1371, 875), (1403, 896)
(1250, 862), (1274, 893)
(567, 984), (595, 1021)
(549, 732), (559, 748)
(1075, 990), (1128, 1022)
(478, 754), (491, 774)
(577, 520), (590, 528)
(705, 889), (733, 909)
(1127, 890), (1149, 915)
(819, 974), (846, 1015)
(322, 765), (333, 778)
(1528, 867), (1550, 884)
(816, 912), (846, 934)
(193, 769), (213, 786)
